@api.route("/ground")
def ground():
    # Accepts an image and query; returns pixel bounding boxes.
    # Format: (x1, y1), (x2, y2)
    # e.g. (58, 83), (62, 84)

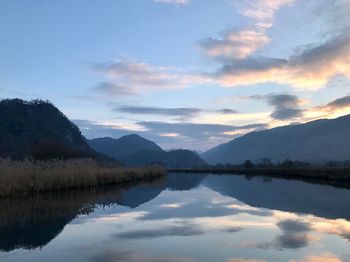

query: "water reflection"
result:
(203, 175), (350, 220)
(0, 179), (165, 252)
(1, 173), (350, 262)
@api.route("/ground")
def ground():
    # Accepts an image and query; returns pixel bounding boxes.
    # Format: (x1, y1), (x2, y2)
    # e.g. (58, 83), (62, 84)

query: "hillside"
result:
(88, 135), (162, 159)
(119, 149), (207, 168)
(0, 99), (109, 160)
(89, 135), (207, 168)
(202, 114), (350, 164)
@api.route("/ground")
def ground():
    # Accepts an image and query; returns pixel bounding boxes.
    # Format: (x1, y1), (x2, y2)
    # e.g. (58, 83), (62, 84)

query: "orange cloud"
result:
(92, 58), (209, 95)
(212, 34), (350, 90)
(199, 0), (294, 60)
(199, 30), (270, 60)
(240, 0), (295, 29)
(290, 253), (343, 262)
(227, 259), (266, 262)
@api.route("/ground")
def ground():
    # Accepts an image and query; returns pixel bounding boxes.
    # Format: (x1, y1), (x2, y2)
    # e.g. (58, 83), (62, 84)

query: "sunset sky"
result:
(1, 0), (350, 151)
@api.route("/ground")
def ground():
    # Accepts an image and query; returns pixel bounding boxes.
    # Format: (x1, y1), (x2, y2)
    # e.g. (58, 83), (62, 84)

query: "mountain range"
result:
(2, 98), (350, 166)
(0, 99), (205, 167)
(202, 114), (350, 164)
(88, 136), (207, 168)
(88, 135), (162, 159)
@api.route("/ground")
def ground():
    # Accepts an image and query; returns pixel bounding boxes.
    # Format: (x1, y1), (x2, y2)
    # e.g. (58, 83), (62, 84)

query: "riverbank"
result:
(0, 158), (166, 197)
(168, 167), (350, 182)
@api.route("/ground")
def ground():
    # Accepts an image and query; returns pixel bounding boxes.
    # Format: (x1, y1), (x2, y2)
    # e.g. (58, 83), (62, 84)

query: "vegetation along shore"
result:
(168, 167), (350, 182)
(0, 158), (166, 197)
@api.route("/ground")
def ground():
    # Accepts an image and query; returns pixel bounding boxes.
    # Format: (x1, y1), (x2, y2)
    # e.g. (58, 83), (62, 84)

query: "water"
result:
(1, 173), (350, 262)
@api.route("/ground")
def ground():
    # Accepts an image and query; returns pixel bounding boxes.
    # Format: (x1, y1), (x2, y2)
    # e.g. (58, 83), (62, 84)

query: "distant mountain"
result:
(119, 149), (207, 168)
(88, 135), (207, 168)
(0, 99), (110, 161)
(203, 114), (350, 164)
(88, 134), (162, 159)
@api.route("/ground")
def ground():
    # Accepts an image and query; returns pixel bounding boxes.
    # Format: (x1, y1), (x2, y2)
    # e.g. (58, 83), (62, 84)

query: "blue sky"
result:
(1, 0), (350, 151)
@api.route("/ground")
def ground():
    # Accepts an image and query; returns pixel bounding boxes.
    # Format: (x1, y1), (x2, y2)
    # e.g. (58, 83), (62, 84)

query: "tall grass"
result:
(0, 158), (166, 197)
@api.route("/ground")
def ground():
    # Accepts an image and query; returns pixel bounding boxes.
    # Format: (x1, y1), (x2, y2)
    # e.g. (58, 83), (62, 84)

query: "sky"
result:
(1, 0), (350, 151)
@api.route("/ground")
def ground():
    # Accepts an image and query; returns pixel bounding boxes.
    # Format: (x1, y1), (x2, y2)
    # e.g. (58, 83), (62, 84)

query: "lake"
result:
(1, 173), (350, 262)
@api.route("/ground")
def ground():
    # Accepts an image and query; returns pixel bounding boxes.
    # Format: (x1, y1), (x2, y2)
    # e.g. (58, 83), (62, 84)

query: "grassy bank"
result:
(168, 167), (350, 182)
(0, 158), (166, 197)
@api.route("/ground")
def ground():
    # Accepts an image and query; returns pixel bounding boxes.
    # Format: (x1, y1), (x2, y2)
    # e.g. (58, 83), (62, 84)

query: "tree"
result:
(244, 160), (255, 168)
(281, 159), (295, 168)
(258, 158), (273, 168)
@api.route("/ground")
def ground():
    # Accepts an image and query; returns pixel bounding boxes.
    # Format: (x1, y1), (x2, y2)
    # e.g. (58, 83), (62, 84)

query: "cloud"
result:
(222, 227), (243, 233)
(75, 119), (266, 151)
(89, 248), (193, 262)
(114, 106), (202, 119)
(239, 0), (295, 29)
(248, 93), (304, 120)
(266, 94), (301, 109)
(138, 198), (271, 221)
(277, 219), (311, 232)
(226, 259), (266, 262)
(325, 95), (350, 111)
(217, 109), (238, 114)
(199, 0), (294, 61)
(92, 82), (136, 96)
(210, 31), (350, 90)
(303, 95), (350, 120)
(270, 108), (304, 121)
(114, 222), (204, 239)
(137, 121), (267, 140)
(266, 94), (304, 120)
(198, 0), (350, 90)
(154, 0), (190, 5)
(243, 219), (315, 250)
(91, 58), (207, 96)
(289, 253), (343, 262)
(113, 105), (238, 121)
(275, 219), (313, 249)
(199, 29), (270, 60)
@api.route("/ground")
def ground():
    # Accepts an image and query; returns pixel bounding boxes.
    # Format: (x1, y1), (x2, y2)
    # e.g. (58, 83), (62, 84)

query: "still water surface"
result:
(1, 173), (350, 262)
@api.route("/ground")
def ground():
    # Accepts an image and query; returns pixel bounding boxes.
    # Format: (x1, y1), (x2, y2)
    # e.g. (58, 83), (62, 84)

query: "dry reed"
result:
(0, 158), (166, 197)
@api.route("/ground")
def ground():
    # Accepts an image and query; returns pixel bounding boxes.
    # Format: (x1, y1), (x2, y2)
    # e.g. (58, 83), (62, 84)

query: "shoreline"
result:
(167, 167), (350, 183)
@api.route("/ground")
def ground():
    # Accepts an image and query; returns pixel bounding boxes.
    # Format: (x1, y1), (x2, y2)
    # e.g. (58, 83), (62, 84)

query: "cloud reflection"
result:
(289, 253), (343, 262)
(138, 196), (272, 221)
(89, 248), (193, 262)
(114, 221), (204, 239)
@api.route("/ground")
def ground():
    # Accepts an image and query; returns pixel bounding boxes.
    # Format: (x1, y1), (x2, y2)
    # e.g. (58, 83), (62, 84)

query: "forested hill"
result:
(0, 99), (108, 160)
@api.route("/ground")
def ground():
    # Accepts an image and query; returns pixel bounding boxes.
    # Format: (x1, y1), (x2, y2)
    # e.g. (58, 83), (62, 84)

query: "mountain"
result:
(0, 99), (110, 161)
(119, 149), (207, 168)
(88, 136), (207, 168)
(88, 134), (162, 159)
(203, 114), (350, 164)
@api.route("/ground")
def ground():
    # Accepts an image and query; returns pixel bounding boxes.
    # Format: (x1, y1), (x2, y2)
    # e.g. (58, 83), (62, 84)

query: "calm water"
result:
(1, 173), (350, 262)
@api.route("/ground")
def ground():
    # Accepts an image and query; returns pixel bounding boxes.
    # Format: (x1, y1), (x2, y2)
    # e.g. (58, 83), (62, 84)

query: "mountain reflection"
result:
(0, 179), (163, 252)
(0, 173), (206, 251)
(1, 173), (350, 254)
(203, 175), (350, 220)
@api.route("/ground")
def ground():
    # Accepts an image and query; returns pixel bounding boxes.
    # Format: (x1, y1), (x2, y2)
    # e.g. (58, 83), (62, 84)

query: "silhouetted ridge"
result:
(89, 136), (207, 168)
(119, 149), (207, 168)
(88, 134), (162, 159)
(202, 114), (350, 164)
(0, 99), (109, 160)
